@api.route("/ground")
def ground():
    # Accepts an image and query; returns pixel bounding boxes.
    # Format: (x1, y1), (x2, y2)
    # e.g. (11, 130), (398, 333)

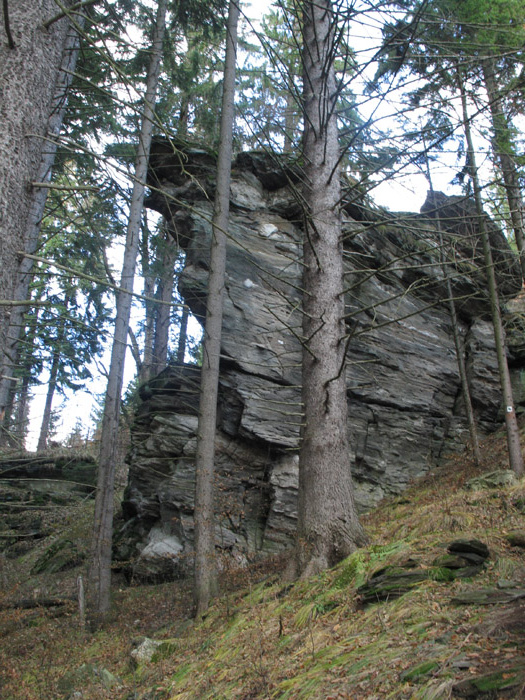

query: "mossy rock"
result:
(31, 538), (84, 575)
(452, 588), (525, 606)
(453, 665), (525, 697)
(465, 470), (517, 491)
(506, 531), (525, 549)
(357, 568), (428, 604)
(57, 663), (120, 696)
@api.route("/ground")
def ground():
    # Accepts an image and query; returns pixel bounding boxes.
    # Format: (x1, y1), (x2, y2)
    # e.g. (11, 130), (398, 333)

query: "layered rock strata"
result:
(116, 141), (522, 581)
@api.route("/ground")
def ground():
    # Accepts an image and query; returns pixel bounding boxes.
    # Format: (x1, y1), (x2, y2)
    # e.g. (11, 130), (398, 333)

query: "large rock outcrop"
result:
(116, 140), (523, 581)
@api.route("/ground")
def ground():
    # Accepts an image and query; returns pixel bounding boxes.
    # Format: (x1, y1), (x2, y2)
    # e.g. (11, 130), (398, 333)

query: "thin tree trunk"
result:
(293, 0), (367, 580)
(459, 67), (523, 477)
(482, 58), (525, 282)
(423, 155), (481, 465)
(36, 295), (70, 452)
(13, 371), (31, 449)
(0, 383), (17, 448)
(87, 0), (167, 626)
(283, 91), (296, 153)
(0, 291), (43, 448)
(0, 13), (82, 425)
(176, 304), (190, 364)
(151, 228), (178, 375)
(36, 349), (61, 452)
(193, 0), (239, 617)
(139, 221), (156, 384)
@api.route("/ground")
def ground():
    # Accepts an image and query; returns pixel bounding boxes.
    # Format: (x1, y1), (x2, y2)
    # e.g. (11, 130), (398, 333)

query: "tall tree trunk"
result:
(193, 0), (239, 617)
(422, 152), (481, 465)
(176, 304), (190, 364)
(13, 372), (31, 449)
(139, 220), (156, 384)
(0, 285), (44, 448)
(482, 58), (525, 282)
(87, 0), (167, 625)
(293, 0), (367, 579)
(36, 351), (61, 452)
(151, 228), (178, 375)
(458, 67), (523, 477)
(37, 294), (70, 452)
(0, 0), (72, 417)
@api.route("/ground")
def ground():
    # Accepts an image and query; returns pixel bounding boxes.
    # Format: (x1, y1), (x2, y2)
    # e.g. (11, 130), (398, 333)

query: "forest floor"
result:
(0, 423), (524, 699)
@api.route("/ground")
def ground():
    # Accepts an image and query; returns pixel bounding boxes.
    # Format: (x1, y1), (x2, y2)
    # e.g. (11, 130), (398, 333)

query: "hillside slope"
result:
(0, 428), (524, 699)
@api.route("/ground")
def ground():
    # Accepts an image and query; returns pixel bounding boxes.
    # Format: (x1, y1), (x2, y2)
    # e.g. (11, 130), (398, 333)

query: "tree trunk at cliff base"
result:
(88, 0), (167, 626)
(422, 152), (481, 466)
(459, 66), (523, 478)
(193, 0), (239, 617)
(293, 0), (367, 579)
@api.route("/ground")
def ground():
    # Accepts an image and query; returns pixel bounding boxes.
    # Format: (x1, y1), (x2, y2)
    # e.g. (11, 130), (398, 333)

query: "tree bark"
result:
(36, 347), (61, 453)
(0, 0), (72, 414)
(459, 67), (523, 477)
(193, 0), (239, 617)
(176, 303), (190, 364)
(151, 228), (178, 375)
(87, 0), (167, 626)
(139, 221), (156, 384)
(293, 0), (367, 579)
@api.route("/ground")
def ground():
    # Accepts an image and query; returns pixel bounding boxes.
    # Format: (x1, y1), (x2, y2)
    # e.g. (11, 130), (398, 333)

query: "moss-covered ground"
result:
(1, 425), (524, 699)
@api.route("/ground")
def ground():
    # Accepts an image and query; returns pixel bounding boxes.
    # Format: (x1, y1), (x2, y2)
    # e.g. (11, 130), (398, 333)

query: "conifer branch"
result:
(43, 0), (99, 30)
(3, 0), (15, 49)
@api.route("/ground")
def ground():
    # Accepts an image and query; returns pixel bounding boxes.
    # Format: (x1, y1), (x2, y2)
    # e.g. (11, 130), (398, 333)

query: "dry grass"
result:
(0, 427), (524, 699)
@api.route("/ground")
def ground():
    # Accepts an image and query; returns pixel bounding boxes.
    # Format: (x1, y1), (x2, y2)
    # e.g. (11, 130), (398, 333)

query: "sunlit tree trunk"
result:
(193, 0), (239, 617)
(293, 0), (367, 579)
(87, 0), (167, 626)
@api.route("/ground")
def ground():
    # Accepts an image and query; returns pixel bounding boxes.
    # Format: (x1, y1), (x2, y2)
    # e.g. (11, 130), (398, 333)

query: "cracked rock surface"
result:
(116, 141), (523, 581)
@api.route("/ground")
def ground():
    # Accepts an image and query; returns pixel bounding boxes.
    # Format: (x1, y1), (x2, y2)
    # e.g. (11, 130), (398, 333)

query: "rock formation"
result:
(115, 139), (523, 581)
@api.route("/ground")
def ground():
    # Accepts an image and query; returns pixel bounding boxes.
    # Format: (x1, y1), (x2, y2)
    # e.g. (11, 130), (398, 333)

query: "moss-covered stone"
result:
(31, 538), (84, 575)
(57, 663), (120, 696)
(506, 531), (525, 549)
(453, 665), (525, 697)
(465, 470), (517, 491)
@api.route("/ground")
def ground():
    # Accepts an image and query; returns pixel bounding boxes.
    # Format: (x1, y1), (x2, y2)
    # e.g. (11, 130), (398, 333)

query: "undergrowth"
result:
(0, 433), (524, 699)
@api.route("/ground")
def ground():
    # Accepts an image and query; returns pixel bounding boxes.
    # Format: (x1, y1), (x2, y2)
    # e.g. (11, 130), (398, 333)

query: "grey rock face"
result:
(117, 142), (522, 581)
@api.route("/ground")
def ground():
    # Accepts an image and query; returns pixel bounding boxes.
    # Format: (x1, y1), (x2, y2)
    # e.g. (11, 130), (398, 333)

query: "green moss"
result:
(428, 566), (455, 582)
(333, 541), (408, 590)
(171, 663), (192, 684)
(472, 669), (521, 691)
(151, 640), (179, 662)
(402, 660), (439, 681)
(30, 538), (83, 575)
(334, 551), (368, 589)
